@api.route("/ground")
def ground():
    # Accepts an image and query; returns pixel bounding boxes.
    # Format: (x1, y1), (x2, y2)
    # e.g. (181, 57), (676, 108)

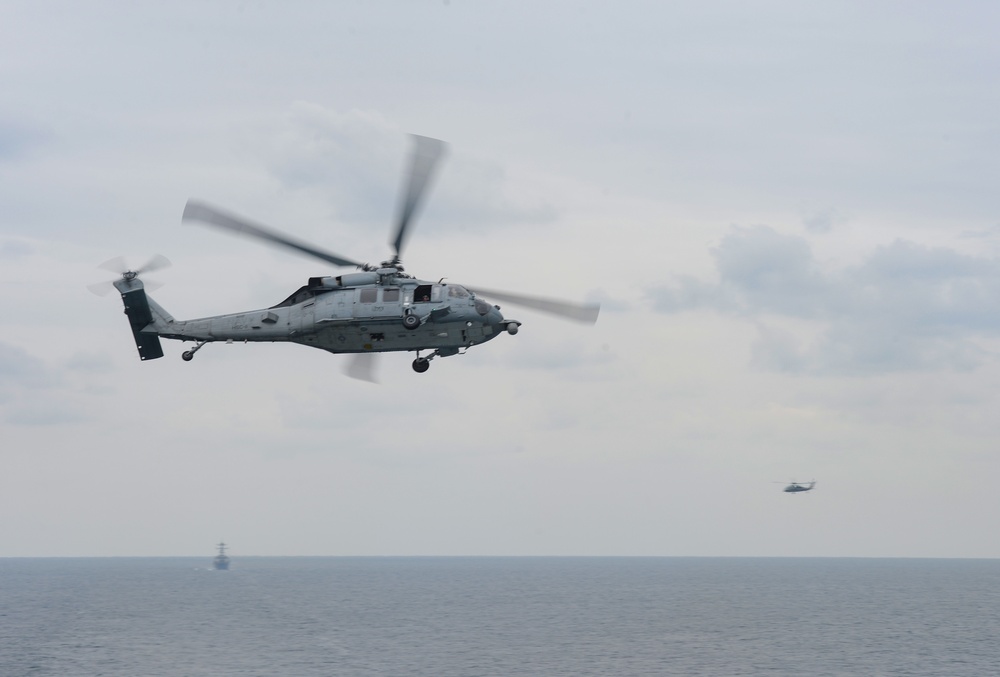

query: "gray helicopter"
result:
(95, 136), (599, 379)
(782, 480), (816, 493)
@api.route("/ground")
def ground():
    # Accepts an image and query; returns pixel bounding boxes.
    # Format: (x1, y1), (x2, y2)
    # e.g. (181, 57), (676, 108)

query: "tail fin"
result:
(113, 278), (171, 360)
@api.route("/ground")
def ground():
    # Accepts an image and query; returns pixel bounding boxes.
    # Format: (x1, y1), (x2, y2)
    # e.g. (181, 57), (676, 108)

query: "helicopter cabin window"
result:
(414, 284), (432, 302)
(382, 288), (400, 302)
(447, 285), (470, 299)
(359, 288), (377, 303)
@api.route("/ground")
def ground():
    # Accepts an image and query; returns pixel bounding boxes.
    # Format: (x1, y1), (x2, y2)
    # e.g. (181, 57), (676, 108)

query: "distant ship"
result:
(213, 541), (231, 570)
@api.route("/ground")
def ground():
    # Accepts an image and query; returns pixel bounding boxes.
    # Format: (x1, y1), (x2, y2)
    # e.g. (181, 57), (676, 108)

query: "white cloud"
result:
(258, 102), (558, 238)
(0, 341), (97, 426)
(0, 341), (57, 390)
(0, 119), (48, 162)
(651, 227), (1000, 374)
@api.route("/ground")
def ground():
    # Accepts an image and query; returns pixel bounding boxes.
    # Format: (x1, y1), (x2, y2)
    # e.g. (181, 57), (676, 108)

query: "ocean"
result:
(2, 557), (998, 676)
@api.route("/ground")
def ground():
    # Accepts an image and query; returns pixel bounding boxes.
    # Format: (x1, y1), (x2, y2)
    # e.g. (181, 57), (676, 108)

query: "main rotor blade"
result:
(343, 352), (380, 383)
(390, 135), (447, 261)
(470, 287), (600, 324)
(183, 200), (364, 269)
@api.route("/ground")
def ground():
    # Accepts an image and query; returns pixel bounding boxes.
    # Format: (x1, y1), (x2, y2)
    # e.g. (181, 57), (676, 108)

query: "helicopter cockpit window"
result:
(447, 285), (470, 299)
(359, 288), (377, 303)
(414, 284), (432, 302)
(383, 288), (400, 302)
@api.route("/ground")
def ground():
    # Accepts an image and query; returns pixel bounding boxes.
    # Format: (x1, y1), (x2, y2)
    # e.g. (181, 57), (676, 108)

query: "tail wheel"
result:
(180, 340), (208, 362)
(412, 357), (430, 373)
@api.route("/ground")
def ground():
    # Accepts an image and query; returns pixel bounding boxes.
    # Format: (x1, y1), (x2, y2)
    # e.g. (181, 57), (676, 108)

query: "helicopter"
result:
(782, 480), (816, 493)
(95, 135), (600, 379)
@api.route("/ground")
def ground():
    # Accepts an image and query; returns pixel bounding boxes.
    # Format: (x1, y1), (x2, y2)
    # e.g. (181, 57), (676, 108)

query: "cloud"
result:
(259, 103), (557, 237)
(64, 351), (115, 373)
(0, 341), (95, 425)
(0, 119), (48, 162)
(650, 226), (829, 317)
(0, 238), (35, 260)
(5, 402), (86, 426)
(960, 224), (1000, 242)
(801, 207), (847, 234)
(506, 337), (614, 372)
(649, 226), (1000, 374)
(0, 341), (58, 390)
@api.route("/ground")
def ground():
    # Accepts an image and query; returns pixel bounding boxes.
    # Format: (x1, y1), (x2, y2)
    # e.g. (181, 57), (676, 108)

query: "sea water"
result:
(2, 557), (999, 676)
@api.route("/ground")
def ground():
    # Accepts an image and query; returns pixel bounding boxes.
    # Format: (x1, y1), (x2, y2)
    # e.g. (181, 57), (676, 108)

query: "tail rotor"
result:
(88, 255), (171, 295)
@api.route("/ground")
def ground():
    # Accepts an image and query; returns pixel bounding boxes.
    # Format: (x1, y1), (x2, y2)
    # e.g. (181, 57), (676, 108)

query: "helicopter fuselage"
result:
(115, 270), (517, 368)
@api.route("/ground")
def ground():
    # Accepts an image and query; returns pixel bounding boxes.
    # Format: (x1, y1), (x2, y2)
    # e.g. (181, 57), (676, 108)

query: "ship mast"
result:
(213, 540), (231, 570)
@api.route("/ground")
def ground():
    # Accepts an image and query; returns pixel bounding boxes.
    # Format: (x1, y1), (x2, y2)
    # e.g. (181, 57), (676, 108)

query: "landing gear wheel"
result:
(181, 340), (208, 362)
(402, 314), (420, 330)
(412, 357), (430, 373)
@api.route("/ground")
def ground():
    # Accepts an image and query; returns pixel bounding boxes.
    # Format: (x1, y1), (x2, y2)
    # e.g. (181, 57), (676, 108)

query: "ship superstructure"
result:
(213, 541), (231, 570)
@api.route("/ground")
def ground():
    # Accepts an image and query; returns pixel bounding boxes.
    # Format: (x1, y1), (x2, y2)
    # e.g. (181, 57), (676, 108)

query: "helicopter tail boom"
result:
(113, 278), (174, 360)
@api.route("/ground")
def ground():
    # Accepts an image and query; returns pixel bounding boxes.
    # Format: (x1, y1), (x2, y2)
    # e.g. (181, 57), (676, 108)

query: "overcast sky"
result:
(3, 1), (1000, 558)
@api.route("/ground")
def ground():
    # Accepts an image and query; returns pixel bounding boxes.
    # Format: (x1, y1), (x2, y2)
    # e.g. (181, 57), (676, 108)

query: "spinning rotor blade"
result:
(88, 280), (118, 296)
(88, 279), (162, 296)
(97, 256), (128, 274)
(90, 255), (171, 295)
(390, 135), (447, 262)
(99, 255), (171, 275)
(183, 200), (364, 269)
(343, 353), (380, 383)
(135, 254), (171, 275)
(470, 287), (600, 324)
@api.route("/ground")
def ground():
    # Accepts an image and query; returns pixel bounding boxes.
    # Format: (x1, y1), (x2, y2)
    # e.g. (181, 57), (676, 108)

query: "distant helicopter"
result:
(781, 480), (816, 493)
(92, 136), (600, 380)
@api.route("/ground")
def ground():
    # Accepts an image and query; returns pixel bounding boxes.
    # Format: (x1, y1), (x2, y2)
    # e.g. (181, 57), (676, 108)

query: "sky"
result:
(2, 1), (1000, 558)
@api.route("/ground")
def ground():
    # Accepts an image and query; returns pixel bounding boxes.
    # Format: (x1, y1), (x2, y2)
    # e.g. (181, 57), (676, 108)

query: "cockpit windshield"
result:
(447, 285), (471, 299)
